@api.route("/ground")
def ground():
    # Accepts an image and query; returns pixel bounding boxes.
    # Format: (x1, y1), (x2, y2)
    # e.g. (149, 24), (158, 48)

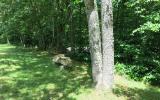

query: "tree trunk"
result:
(84, 0), (103, 88)
(101, 0), (114, 89)
(7, 36), (10, 45)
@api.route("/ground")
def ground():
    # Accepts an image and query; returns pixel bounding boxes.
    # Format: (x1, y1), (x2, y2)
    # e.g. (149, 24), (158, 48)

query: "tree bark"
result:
(101, 0), (114, 89)
(84, 0), (103, 88)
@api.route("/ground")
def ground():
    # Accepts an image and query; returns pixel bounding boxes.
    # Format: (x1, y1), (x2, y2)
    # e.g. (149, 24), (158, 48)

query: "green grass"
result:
(0, 44), (160, 100)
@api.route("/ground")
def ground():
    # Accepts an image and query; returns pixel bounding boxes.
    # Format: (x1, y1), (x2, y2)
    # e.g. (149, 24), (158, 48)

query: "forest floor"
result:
(0, 44), (160, 100)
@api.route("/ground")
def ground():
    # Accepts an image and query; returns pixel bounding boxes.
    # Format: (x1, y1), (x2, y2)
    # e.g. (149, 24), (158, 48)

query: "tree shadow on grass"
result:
(0, 45), (92, 100)
(113, 84), (160, 100)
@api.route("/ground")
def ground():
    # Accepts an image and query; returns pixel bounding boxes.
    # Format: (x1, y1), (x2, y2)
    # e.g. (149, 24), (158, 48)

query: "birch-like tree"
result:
(84, 0), (103, 88)
(84, 0), (114, 89)
(101, 0), (114, 89)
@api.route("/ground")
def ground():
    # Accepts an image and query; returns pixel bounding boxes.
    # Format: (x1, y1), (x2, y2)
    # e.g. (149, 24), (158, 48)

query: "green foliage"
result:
(0, 0), (88, 50)
(114, 0), (160, 85)
(0, 0), (160, 85)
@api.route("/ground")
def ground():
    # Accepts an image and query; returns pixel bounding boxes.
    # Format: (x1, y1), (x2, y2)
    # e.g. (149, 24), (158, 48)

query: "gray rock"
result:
(52, 54), (72, 69)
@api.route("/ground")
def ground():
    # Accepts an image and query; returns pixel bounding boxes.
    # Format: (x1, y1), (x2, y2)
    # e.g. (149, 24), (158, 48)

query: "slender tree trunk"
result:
(68, 2), (75, 52)
(7, 36), (10, 44)
(84, 0), (103, 88)
(50, 0), (56, 48)
(101, 0), (114, 89)
(20, 35), (24, 46)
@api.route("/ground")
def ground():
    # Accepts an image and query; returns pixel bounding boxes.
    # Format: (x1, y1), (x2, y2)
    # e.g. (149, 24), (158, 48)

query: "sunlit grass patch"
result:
(0, 44), (92, 100)
(0, 44), (160, 100)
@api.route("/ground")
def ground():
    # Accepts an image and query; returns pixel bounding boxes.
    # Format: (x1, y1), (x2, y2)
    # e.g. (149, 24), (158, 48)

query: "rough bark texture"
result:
(101, 0), (114, 89)
(84, 0), (103, 88)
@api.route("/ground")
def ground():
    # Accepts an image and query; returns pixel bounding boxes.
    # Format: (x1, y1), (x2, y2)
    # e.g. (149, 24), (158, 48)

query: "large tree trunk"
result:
(84, 0), (103, 88)
(101, 0), (114, 89)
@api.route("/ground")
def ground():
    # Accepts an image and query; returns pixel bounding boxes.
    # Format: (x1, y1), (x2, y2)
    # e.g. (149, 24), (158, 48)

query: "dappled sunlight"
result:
(113, 75), (160, 100)
(113, 84), (160, 100)
(0, 44), (160, 100)
(0, 44), (92, 100)
(0, 52), (7, 55)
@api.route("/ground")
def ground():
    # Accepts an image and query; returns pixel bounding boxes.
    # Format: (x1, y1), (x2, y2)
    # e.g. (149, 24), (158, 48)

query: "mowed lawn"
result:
(0, 44), (160, 100)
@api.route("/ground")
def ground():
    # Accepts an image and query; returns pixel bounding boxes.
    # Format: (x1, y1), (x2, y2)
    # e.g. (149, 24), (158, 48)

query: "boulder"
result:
(52, 54), (72, 69)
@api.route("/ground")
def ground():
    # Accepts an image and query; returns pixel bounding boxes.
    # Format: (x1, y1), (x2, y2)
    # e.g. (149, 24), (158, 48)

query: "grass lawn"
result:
(0, 44), (160, 100)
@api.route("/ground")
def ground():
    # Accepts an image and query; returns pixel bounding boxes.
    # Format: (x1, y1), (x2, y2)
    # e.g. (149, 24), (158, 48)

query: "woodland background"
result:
(0, 0), (160, 86)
